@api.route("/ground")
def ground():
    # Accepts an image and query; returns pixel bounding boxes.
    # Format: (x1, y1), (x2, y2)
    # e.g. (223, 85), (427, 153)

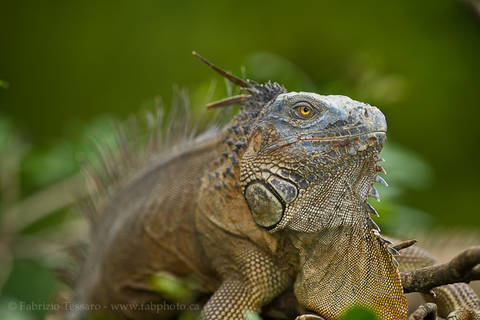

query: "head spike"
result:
(206, 94), (251, 109)
(192, 51), (250, 88)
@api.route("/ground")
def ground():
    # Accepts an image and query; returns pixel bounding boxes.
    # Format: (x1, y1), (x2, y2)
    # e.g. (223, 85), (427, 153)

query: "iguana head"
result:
(194, 52), (408, 320)
(239, 91), (407, 319)
(240, 92), (386, 231)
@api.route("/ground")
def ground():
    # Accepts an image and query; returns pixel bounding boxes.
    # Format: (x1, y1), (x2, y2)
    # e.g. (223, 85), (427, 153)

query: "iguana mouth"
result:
(262, 131), (386, 155)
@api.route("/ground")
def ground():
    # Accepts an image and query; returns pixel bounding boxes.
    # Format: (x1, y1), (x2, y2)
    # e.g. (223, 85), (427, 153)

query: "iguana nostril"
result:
(364, 109), (369, 118)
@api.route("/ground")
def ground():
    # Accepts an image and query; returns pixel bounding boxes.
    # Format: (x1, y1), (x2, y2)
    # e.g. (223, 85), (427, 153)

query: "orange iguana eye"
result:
(296, 105), (312, 118)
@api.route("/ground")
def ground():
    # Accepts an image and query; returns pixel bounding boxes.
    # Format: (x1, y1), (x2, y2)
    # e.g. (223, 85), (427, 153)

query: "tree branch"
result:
(401, 246), (480, 293)
(393, 239), (417, 251)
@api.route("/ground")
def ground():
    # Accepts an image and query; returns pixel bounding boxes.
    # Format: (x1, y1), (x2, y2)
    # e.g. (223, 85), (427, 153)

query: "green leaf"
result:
(22, 142), (79, 190)
(0, 80), (9, 89)
(244, 310), (262, 320)
(149, 272), (195, 302)
(0, 298), (35, 320)
(1, 260), (59, 319)
(340, 306), (378, 320)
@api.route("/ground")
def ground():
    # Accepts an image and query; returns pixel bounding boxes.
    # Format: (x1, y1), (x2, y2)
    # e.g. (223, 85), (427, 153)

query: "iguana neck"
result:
(290, 222), (408, 320)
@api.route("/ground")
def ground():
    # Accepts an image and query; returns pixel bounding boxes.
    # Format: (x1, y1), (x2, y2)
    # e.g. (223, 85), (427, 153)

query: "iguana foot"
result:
(447, 309), (480, 320)
(295, 314), (326, 320)
(408, 303), (437, 320)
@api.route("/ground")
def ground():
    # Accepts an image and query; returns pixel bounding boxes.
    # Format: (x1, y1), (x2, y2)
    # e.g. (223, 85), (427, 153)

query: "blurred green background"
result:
(1, 0), (479, 319)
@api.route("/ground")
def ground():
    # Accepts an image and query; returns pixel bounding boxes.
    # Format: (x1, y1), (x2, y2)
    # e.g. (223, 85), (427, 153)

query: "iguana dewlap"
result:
(75, 54), (480, 320)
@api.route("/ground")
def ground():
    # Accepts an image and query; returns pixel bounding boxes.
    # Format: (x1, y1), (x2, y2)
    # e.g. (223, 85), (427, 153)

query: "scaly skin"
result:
(76, 57), (480, 320)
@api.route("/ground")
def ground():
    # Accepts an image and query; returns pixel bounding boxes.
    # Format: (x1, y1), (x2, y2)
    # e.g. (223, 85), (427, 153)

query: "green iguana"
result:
(74, 53), (480, 320)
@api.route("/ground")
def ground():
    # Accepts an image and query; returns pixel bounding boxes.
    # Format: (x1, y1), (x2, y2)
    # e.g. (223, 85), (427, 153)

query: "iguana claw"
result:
(447, 309), (480, 320)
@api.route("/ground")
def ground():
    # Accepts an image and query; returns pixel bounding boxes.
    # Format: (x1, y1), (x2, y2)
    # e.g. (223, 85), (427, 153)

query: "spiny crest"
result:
(81, 89), (219, 227)
(193, 51), (286, 115)
(365, 156), (402, 263)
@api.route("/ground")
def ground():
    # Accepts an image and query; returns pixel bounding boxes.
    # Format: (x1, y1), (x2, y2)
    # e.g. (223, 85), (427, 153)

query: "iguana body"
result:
(76, 55), (480, 320)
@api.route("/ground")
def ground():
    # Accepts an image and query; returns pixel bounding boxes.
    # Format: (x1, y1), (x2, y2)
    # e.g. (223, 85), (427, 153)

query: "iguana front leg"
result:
(396, 245), (480, 319)
(202, 244), (292, 320)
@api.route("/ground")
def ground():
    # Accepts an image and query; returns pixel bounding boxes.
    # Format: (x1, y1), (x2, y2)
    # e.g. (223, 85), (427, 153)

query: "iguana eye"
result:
(294, 104), (313, 118)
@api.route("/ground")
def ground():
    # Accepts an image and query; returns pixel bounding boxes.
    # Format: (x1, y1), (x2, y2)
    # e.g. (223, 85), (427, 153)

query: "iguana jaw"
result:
(276, 129), (408, 319)
(275, 131), (408, 319)
(262, 132), (385, 233)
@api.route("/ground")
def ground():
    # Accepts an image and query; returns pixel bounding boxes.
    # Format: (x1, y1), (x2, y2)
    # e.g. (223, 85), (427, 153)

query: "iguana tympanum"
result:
(75, 53), (480, 320)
